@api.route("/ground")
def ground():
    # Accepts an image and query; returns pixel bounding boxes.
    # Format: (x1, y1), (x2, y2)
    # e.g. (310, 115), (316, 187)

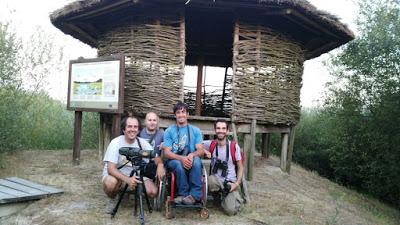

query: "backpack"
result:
(209, 139), (245, 169)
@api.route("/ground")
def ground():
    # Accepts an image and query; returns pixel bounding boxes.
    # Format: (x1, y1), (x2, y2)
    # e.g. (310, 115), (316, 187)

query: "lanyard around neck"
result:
(215, 140), (229, 161)
(176, 124), (191, 145)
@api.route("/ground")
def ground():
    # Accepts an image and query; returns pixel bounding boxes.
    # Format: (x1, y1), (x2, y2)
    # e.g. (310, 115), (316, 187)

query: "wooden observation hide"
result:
(51, 0), (353, 177)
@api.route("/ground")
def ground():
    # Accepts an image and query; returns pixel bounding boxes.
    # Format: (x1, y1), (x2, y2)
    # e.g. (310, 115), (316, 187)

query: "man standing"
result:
(102, 116), (158, 213)
(139, 112), (165, 180)
(163, 102), (204, 205)
(203, 119), (244, 216)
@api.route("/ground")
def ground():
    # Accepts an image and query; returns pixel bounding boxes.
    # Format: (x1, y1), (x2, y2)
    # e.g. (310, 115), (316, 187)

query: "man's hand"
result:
(204, 149), (211, 159)
(125, 176), (142, 188)
(156, 163), (166, 180)
(181, 153), (194, 169)
(230, 182), (240, 192)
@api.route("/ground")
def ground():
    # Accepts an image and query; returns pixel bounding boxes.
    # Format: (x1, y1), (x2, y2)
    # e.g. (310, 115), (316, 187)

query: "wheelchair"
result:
(154, 162), (210, 219)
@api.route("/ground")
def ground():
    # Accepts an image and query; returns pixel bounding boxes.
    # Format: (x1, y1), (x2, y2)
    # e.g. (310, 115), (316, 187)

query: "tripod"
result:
(110, 156), (153, 225)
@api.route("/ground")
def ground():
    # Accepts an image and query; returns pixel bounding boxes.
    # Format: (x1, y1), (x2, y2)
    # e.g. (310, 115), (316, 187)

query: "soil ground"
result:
(0, 149), (399, 225)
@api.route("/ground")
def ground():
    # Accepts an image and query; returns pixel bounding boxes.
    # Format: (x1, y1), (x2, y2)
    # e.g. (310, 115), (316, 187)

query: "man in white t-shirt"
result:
(203, 119), (244, 216)
(102, 116), (158, 213)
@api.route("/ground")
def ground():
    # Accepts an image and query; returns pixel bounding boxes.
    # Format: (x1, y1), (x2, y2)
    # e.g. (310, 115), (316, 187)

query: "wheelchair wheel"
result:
(155, 177), (166, 211)
(202, 167), (208, 207)
(200, 207), (209, 219)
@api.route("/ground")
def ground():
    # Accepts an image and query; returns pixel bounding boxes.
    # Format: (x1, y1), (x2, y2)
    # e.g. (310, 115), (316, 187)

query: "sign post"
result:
(68, 55), (125, 165)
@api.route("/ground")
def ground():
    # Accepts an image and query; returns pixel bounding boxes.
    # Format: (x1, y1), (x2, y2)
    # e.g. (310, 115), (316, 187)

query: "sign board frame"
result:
(67, 55), (125, 113)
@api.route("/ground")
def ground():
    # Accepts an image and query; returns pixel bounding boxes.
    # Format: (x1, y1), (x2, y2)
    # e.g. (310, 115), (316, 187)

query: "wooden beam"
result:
(64, 0), (133, 21)
(285, 9), (341, 39)
(221, 67), (228, 112)
(195, 58), (203, 116)
(98, 113), (104, 160)
(182, 0), (285, 10)
(280, 133), (289, 172)
(158, 116), (291, 134)
(111, 114), (121, 139)
(305, 41), (340, 59)
(73, 111), (82, 165)
(63, 23), (98, 46)
(243, 133), (251, 179)
(236, 124), (290, 134)
(104, 123), (112, 156)
(247, 119), (257, 181)
(232, 22), (239, 121)
(231, 122), (238, 143)
(286, 126), (296, 173)
(179, 16), (186, 101)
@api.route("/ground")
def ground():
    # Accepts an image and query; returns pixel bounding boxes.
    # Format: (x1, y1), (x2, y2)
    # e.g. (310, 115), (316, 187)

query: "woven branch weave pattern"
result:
(232, 22), (304, 125)
(98, 18), (185, 117)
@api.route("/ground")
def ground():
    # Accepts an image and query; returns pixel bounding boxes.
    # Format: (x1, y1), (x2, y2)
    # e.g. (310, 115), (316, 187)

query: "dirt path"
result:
(0, 150), (399, 225)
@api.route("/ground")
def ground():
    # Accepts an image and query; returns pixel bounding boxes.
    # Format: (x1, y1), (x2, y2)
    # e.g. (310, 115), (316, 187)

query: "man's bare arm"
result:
(107, 162), (141, 187)
(230, 159), (244, 192)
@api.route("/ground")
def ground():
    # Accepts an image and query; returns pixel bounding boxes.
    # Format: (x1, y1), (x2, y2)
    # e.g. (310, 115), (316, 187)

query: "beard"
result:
(216, 133), (226, 141)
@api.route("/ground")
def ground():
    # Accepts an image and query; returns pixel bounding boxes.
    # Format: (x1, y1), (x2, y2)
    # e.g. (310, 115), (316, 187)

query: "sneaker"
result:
(182, 195), (196, 205)
(173, 196), (185, 204)
(105, 195), (118, 214)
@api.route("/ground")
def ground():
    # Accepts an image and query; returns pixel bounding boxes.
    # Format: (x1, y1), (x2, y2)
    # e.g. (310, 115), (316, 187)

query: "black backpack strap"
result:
(136, 137), (143, 150)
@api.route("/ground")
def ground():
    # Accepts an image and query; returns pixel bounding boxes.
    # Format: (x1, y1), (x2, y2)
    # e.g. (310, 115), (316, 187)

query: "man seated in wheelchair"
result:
(102, 116), (164, 213)
(163, 102), (205, 205)
(203, 119), (244, 216)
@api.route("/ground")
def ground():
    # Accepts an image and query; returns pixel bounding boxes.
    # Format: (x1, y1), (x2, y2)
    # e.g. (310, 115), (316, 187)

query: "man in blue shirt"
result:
(163, 102), (204, 205)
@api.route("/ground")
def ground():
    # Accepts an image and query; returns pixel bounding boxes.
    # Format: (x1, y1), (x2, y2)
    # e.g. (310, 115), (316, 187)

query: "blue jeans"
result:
(167, 156), (202, 201)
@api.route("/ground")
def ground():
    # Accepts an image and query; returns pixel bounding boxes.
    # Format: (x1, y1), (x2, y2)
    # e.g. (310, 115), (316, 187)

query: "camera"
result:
(177, 146), (189, 156)
(119, 147), (156, 159)
(212, 159), (228, 177)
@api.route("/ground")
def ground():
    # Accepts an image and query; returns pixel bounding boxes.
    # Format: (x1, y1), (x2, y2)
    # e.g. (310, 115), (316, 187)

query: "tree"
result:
(324, 0), (400, 207)
(0, 21), (98, 152)
(0, 22), (21, 88)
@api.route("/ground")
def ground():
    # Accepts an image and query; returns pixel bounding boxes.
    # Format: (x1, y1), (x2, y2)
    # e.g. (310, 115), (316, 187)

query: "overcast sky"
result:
(0, 0), (358, 107)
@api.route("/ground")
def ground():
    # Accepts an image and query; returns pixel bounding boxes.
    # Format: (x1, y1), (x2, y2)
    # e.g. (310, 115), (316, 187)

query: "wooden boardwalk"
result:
(0, 177), (63, 217)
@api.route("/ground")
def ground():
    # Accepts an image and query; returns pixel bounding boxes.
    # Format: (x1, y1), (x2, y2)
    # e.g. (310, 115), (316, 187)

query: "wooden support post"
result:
(280, 133), (289, 172)
(179, 16), (185, 101)
(247, 119), (257, 181)
(261, 133), (271, 158)
(104, 122), (112, 155)
(203, 66), (206, 105)
(231, 22), (239, 120)
(287, 126), (296, 173)
(73, 111), (82, 165)
(221, 67), (228, 112)
(98, 113), (104, 160)
(231, 122), (238, 142)
(243, 133), (251, 179)
(111, 114), (121, 139)
(195, 58), (203, 116)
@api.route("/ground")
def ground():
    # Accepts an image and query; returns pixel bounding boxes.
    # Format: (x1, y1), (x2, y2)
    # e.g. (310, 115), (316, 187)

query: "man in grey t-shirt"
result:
(102, 116), (158, 213)
(139, 112), (165, 180)
(203, 119), (244, 216)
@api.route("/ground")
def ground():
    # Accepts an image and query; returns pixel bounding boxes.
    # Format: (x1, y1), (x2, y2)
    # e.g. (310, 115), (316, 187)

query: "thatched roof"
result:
(50, 0), (354, 65)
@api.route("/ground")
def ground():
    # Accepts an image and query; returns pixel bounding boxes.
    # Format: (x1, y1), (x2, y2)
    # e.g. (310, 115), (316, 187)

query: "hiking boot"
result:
(173, 196), (185, 204)
(105, 195), (118, 214)
(182, 195), (196, 205)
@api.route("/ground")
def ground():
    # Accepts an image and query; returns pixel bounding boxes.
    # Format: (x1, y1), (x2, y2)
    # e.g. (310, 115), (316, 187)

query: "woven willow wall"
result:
(232, 22), (304, 125)
(98, 18), (185, 117)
